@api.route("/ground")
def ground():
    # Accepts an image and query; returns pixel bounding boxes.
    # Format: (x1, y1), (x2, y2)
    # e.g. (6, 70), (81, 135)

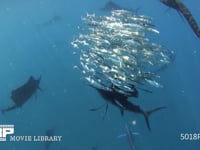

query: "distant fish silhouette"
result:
(1, 76), (41, 114)
(45, 128), (55, 150)
(42, 15), (63, 26)
(89, 147), (97, 150)
(160, 0), (200, 38)
(89, 144), (98, 150)
(101, 0), (136, 12)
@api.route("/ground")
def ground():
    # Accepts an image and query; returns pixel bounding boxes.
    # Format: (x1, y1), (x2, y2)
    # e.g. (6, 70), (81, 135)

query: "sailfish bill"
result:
(1, 76), (41, 114)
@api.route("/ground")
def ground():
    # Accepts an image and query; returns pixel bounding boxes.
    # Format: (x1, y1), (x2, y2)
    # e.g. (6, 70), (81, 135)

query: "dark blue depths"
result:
(0, 0), (200, 150)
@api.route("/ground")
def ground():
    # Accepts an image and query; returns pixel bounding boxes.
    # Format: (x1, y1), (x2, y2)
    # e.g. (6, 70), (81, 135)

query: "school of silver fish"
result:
(71, 10), (174, 96)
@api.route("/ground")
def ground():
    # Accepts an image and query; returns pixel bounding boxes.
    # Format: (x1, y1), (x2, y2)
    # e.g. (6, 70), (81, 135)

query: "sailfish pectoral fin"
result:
(143, 106), (167, 131)
(143, 112), (151, 131)
(89, 103), (109, 120)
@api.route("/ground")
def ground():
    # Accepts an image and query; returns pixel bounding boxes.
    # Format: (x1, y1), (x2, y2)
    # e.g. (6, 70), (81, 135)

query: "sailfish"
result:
(160, 0), (200, 38)
(90, 85), (166, 131)
(1, 76), (41, 114)
(101, 0), (137, 12)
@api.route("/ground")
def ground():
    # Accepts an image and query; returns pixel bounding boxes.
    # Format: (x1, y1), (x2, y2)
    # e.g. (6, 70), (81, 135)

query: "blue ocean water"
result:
(0, 0), (200, 149)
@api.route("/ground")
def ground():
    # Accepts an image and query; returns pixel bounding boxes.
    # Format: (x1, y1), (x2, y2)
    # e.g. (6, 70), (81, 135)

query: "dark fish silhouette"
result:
(101, 0), (136, 12)
(1, 76), (41, 114)
(45, 128), (55, 150)
(89, 145), (98, 150)
(160, 0), (200, 38)
(92, 87), (166, 131)
(42, 15), (63, 26)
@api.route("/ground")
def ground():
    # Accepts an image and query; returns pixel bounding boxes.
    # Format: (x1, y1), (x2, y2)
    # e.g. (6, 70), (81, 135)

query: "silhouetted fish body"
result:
(160, 0), (200, 38)
(101, 1), (122, 11)
(42, 15), (63, 26)
(95, 87), (166, 131)
(45, 128), (55, 150)
(2, 76), (41, 114)
(101, 1), (135, 12)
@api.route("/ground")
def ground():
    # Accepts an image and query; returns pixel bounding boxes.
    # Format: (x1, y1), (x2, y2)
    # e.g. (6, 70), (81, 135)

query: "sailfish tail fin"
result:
(143, 106), (167, 131)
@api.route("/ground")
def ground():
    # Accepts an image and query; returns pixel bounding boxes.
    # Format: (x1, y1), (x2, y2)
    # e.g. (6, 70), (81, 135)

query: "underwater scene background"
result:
(0, 0), (200, 149)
